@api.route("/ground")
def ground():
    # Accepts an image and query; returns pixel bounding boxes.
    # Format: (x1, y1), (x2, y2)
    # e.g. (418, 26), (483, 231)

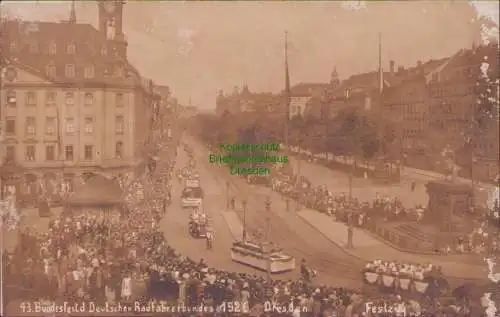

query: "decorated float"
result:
(231, 241), (295, 273)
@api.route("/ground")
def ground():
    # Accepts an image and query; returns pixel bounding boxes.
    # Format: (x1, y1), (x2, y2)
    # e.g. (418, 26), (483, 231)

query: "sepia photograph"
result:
(0, 1), (499, 316)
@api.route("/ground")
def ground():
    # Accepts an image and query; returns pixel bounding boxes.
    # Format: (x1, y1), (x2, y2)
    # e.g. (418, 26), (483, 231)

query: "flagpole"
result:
(378, 32), (383, 95)
(377, 32), (387, 170)
(284, 31), (290, 150)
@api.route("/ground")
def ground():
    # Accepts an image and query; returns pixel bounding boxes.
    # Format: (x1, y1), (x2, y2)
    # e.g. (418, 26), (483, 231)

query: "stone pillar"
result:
(177, 280), (186, 306)
(347, 225), (354, 249)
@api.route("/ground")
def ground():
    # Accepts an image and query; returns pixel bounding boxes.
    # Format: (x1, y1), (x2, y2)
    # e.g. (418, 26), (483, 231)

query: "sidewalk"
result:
(289, 149), (496, 190)
(221, 210), (244, 241)
(296, 209), (381, 249)
(403, 166), (495, 190)
(298, 208), (488, 281)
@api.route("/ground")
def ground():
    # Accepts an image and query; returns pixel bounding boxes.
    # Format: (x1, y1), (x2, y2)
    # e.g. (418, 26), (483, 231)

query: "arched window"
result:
(6, 90), (17, 105)
(49, 41), (57, 55)
(67, 42), (76, 54)
(44, 173), (57, 196)
(24, 174), (38, 196)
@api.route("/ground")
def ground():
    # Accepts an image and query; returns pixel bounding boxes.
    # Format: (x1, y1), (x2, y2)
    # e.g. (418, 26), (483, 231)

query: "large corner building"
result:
(0, 1), (160, 205)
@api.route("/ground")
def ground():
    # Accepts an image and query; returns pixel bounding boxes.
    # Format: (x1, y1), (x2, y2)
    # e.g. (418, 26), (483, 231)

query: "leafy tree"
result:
(327, 110), (380, 160)
(377, 118), (401, 162)
(455, 52), (499, 177)
(301, 115), (325, 154)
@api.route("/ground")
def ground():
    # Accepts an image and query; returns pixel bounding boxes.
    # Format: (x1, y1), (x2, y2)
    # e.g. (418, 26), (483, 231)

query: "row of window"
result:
(10, 41), (108, 57)
(5, 91), (125, 107)
(44, 63), (125, 79)
(45, 63), (95, 79)
(403, 129), (425, 136)
(3, 142), (124, 163)
(4, 116), (125, 136)
(429, 85), (475, 98)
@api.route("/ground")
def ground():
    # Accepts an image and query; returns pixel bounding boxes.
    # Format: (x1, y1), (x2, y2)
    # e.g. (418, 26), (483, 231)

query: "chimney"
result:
(389, 60), (395, 76)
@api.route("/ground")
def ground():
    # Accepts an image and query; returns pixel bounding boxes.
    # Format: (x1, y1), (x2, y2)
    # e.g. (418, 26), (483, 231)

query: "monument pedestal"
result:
(425, 180), (472, 246)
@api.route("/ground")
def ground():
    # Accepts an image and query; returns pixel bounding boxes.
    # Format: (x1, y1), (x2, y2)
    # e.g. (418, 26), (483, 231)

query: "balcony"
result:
(102, 157), (134, 169)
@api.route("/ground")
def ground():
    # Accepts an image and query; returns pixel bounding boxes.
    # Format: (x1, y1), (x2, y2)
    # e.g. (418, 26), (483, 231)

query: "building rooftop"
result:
(2, 19), (152, 90)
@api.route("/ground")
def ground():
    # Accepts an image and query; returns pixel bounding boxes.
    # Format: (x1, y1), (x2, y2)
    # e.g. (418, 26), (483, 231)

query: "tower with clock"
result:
(98, 0), (128, 59)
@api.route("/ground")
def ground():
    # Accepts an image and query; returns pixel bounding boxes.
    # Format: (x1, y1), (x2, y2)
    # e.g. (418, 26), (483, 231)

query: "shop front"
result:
(19, 173), (39, 208)
(0, 162), (23, 202)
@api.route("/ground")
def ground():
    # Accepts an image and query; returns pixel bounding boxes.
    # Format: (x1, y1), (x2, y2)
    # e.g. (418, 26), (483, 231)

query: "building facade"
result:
(0, 1), (159, 204)
(216, 85), (279, 116)
(427, 44), (499, 181)
(381, 58), (449, 167)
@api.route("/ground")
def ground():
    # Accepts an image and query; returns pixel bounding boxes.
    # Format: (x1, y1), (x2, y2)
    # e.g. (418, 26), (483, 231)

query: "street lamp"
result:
(347, 219), (354, 249)
(296, 134), (302, 212)
(264, 196), (272, 281)
(348, 170), (353, 205)
(321, 91), (329, 161)
(343, 88), (354, 206)
(242, 200), (247, 241)
(225, 181), (230, 212)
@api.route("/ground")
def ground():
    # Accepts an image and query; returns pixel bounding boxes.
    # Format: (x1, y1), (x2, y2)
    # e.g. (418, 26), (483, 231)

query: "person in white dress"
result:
(121, 272), (132, 301)
(206, 226), (214, 249)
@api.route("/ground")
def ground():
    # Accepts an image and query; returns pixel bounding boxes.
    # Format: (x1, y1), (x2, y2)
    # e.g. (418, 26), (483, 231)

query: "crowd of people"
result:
(364, 261), (442, 282)
(462, 220), (500, 256)
(247, 159), (500, 259)
(266, 167), (424, 228)
(2, 130), (496, 317)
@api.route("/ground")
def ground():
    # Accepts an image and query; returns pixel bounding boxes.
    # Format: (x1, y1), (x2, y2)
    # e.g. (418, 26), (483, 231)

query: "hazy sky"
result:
(3, 1), (498, 109)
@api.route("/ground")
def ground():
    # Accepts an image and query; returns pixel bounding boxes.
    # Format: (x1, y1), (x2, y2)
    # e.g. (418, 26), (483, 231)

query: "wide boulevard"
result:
(159, 134), (364, 288)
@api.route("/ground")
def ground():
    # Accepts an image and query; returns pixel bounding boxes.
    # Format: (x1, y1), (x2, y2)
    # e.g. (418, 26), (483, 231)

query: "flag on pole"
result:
(283, 31), (292, 149)
(284, 31), (291, 118)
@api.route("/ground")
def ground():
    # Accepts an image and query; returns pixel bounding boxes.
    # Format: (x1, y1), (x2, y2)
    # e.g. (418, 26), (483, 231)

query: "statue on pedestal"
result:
(439, 144), (462, 182)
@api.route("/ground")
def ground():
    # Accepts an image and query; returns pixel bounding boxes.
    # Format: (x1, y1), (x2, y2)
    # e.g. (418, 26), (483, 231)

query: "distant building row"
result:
(215, 44), (499, 181)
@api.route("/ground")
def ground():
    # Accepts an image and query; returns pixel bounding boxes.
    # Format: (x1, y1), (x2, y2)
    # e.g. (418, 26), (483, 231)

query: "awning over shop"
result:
(67, 174), (124, 207)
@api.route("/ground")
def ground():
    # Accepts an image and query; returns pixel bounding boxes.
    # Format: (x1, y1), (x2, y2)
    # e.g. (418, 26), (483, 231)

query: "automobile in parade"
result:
(231, 240), (295, 273)
(181, 178), (203, 208)
(188, 207), (208, 238)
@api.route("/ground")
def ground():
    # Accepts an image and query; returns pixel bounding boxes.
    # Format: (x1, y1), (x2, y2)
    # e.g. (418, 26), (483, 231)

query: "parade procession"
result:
(2, 1), (500, 317)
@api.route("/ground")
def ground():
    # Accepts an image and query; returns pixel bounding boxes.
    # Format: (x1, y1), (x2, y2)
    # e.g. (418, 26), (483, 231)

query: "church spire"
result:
(69, 0), (76, 23)
(242, 81), (250, 94)
(330, 67), (339, 87)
